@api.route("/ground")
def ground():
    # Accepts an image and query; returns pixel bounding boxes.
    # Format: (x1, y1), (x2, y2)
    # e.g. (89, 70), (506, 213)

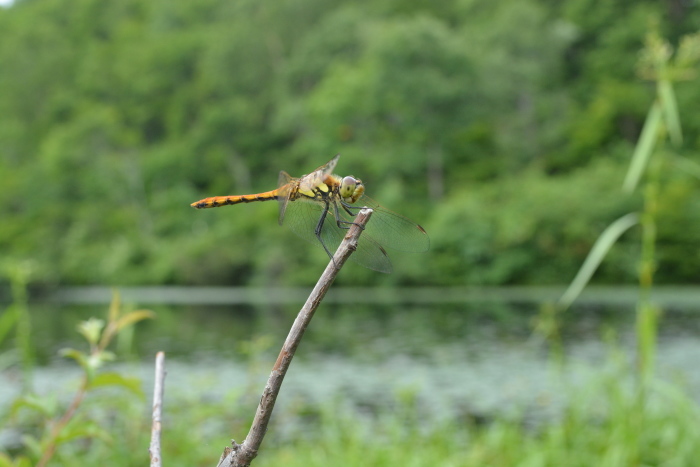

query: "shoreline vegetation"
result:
(1, 0), (700, 465)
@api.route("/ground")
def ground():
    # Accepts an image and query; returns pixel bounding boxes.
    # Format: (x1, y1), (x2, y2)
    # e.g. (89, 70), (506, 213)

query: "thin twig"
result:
(216, 208), (374, 467)
(150, 351), (166, 467)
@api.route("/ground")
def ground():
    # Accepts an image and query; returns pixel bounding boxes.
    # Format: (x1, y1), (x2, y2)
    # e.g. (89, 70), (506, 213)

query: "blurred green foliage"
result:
(0, 0), (699, 286)
(5, 357), (700, 466)
(1, 292), (152, 466)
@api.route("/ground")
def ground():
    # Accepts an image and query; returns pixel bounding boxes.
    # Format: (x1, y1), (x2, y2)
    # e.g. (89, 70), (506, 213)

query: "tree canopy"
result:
(1, 0), (698, 286)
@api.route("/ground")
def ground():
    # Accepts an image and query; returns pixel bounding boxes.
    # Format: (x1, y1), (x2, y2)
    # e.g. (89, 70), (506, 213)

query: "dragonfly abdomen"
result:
(191, 190), (279, 209)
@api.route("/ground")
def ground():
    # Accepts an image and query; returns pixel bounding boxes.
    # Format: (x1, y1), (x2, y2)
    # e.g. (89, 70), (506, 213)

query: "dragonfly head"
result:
(340, 176), (365, 204)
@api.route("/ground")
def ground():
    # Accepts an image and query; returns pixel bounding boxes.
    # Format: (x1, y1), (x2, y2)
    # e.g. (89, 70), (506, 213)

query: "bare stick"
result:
(150, 351), (166, 467)
(216, 208), (374, 467)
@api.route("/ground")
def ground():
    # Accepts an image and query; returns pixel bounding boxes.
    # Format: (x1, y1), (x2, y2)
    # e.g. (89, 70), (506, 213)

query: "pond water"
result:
(2, 287), (700, 432)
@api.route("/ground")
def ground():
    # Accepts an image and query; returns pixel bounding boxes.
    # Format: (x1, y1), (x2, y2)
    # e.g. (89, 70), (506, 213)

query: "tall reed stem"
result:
(635, 142), (663, 382)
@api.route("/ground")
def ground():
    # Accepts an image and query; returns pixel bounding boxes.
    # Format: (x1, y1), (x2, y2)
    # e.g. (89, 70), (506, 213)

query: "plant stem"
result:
(36, 378), (88, 467)
(636, 149), (662, 382)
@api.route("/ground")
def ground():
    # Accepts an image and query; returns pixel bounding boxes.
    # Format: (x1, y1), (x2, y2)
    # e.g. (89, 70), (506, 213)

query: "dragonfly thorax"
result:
(339, 175), (365, 204)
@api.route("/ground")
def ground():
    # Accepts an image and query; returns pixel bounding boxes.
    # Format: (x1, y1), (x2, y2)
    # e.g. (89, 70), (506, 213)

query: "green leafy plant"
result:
(552, 29), (700, 379)
(1, 292), (154, 467)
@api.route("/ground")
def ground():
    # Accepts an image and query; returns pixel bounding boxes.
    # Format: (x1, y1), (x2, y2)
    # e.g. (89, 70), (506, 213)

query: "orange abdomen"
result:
(190, 190), (279, 209)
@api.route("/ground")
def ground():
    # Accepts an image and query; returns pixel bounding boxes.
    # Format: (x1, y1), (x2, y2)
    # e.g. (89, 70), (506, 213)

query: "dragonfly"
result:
(191, 155), (429, 273)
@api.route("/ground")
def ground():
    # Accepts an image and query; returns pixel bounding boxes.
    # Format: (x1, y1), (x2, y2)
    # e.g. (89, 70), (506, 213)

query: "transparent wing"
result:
(281, 197), (394, 273)
(315, 154), (340, 175)
(277, 171), (294, 225)
(350, 195), (430, 253)
(298, 154), (340, 193)
(279, 155), (339, 224)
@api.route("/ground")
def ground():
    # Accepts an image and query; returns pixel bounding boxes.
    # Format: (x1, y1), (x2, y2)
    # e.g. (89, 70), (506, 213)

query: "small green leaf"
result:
(77, 318), (105, 346)
(90, 372), (145, 398)
(60, 348), (89, 371)
(84, 350), (116, 374)
(623, 102), (662, 192)
(56, 418), (113, 445)
(115, 309), (155, 332)
(10, 394), (58, 418)
(658, 79), (682, 146)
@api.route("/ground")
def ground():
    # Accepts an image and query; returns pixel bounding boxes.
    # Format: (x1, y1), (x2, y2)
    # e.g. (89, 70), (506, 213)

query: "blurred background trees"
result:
(0, 0), (698, 287)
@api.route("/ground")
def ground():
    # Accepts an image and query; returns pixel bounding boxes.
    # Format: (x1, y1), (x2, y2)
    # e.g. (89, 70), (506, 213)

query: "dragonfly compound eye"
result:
(340, 176), (357, 199)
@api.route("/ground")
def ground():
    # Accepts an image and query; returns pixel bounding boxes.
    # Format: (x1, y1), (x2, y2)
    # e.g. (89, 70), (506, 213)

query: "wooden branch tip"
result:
(216, 209), (373, 467)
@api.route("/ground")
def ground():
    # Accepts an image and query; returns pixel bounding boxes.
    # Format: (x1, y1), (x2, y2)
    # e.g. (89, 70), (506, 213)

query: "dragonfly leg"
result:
(315, 201), (335, 261)
(335, 201), (366, 232)
(340, 201), (363, 214)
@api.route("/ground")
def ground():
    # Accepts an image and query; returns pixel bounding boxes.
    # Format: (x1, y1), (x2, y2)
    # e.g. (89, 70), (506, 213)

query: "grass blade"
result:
(558, 213), (640, 311)
(658, 79), (682, 147)
(623, 102), (662, 193)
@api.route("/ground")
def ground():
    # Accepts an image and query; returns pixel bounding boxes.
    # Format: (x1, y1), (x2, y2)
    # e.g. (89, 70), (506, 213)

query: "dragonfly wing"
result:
(333, 201), (393, 273)
(299, 154), (340, 193)
(277, 171), (294, 225)
(282, 197), (393, 273)
(316, 154), (340, 176)
(352, 195), (430, 253)
(349, 231), (393, 273)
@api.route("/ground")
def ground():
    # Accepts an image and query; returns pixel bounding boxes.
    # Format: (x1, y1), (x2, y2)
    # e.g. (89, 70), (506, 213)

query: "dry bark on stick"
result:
(150, 351), (166, 467)
(216, 208), (374, 467)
